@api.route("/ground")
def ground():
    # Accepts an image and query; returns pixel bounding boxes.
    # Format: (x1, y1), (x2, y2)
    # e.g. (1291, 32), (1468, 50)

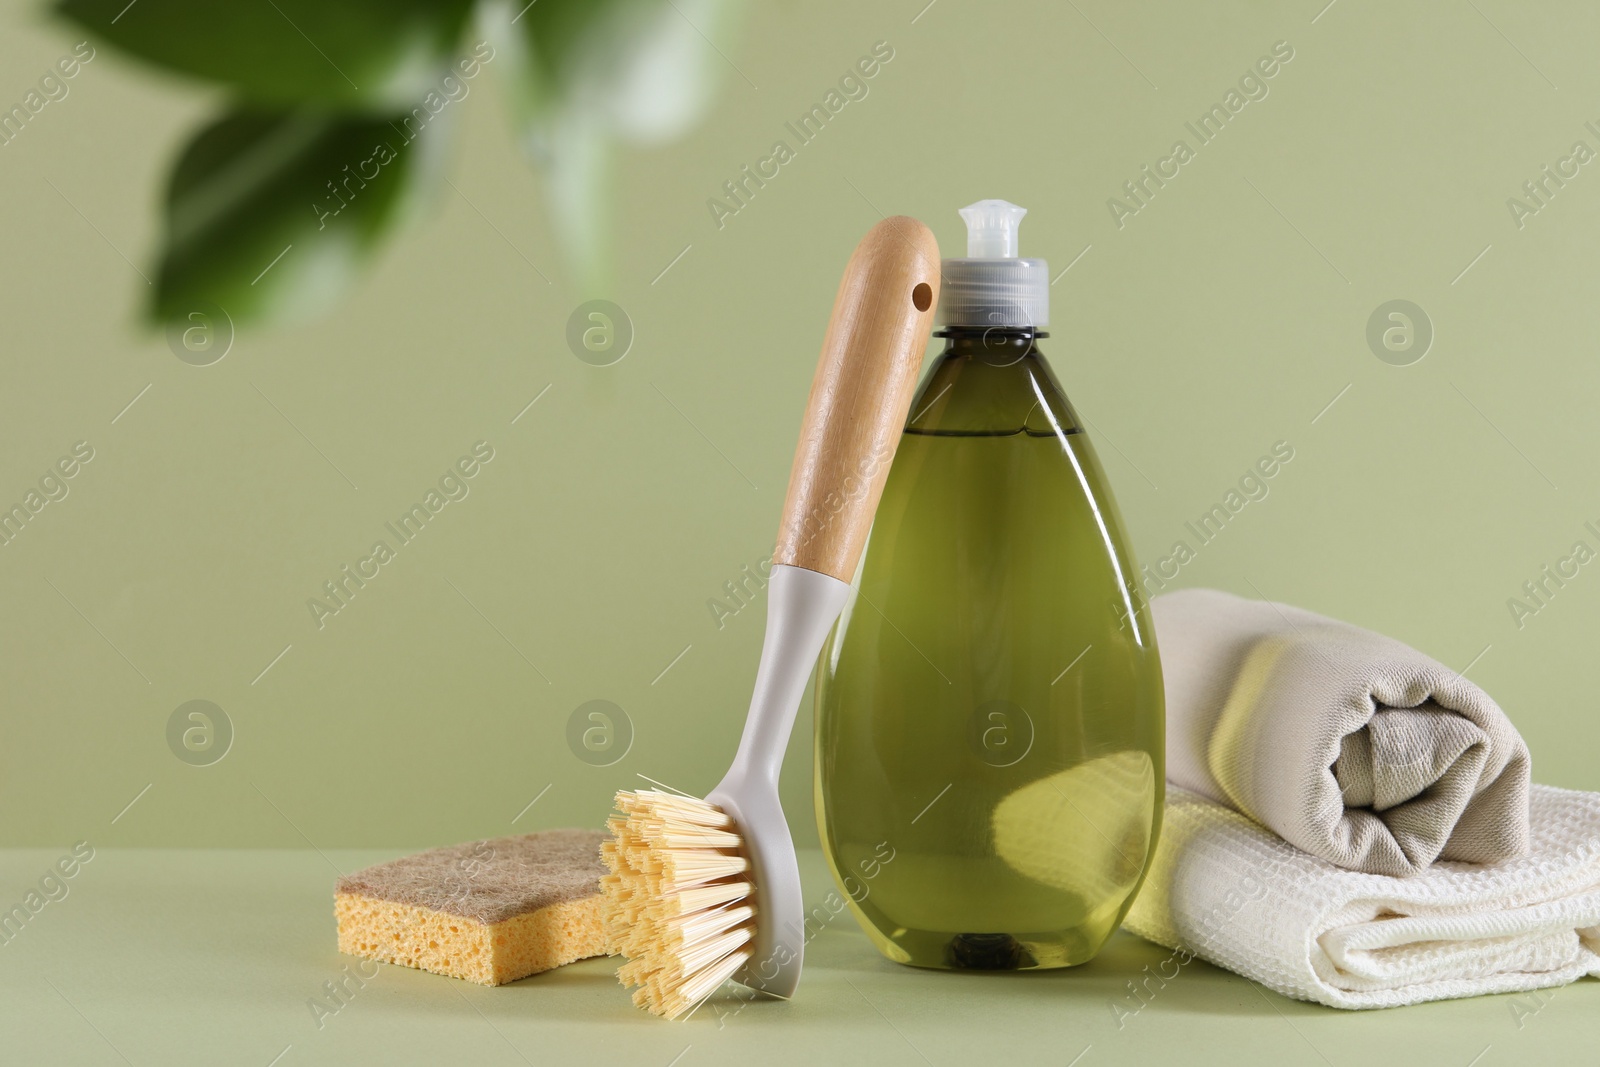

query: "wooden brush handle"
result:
(773, 216), (941, 584)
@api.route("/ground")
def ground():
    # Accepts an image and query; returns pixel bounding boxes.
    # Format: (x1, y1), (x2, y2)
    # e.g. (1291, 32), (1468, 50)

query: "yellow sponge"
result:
(335, 828), (611, 985)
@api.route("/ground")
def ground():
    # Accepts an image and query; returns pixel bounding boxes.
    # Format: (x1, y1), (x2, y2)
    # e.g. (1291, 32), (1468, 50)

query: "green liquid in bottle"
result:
(814, 330), (1164, 970)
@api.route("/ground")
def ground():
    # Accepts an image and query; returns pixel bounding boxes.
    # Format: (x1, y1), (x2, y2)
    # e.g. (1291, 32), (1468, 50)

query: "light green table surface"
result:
(3, 848), (1592, 1066)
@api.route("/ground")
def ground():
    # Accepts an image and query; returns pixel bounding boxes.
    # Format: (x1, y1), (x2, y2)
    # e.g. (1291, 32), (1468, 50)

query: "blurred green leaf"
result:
(497, 0), (636, 124)
(495, 0), (737, 151)
(59, 0), (747, 322)
(154, 107), (453, 325)
(56, 0), (474, 109)
(486, 0), (742, 292)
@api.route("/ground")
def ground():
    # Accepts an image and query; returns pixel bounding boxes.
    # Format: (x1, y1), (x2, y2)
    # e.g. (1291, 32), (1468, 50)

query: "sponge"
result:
(335, 828), (611, 985)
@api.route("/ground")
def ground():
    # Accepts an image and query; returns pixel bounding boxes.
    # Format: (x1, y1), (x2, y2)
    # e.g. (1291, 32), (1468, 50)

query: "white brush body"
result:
(602, 564), (851, 1017)
(705, 563), (852, 1000)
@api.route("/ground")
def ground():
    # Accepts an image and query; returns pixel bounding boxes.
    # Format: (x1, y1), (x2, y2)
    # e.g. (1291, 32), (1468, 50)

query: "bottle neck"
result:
(934, 326), (1049, 366)
(907, 328), (1080, 437)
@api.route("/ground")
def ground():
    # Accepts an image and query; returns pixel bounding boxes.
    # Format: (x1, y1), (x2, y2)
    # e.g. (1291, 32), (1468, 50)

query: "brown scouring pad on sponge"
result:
(335, 828), (611, 985)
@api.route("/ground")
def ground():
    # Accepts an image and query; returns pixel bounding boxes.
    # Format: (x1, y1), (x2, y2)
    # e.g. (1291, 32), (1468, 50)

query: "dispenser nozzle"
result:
(940, 199), (1049, 328)
(958, 199), (1028, 258)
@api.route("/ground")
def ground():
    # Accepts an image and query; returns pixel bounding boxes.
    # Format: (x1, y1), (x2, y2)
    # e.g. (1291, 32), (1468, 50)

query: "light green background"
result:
(3, 0), (1598, 861)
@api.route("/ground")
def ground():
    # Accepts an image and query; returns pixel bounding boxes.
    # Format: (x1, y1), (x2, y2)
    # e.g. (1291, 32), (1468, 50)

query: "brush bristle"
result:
(601, 789), (755, 1019)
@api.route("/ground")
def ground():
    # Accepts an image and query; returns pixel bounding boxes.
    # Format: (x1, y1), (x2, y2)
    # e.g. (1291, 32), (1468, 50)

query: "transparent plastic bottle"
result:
(814, 201), (1164, 970)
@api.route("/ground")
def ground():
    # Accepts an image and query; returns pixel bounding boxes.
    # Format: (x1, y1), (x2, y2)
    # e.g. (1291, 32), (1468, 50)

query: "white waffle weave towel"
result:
(1123, 784), (1600, 1008)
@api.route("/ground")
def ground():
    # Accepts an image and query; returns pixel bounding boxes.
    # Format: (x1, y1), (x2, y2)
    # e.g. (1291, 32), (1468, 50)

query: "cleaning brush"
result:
(602, 216), (941, 1019)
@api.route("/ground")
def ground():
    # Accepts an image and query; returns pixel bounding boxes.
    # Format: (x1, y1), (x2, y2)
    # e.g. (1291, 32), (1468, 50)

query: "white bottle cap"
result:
(939, 199), (1049, 328)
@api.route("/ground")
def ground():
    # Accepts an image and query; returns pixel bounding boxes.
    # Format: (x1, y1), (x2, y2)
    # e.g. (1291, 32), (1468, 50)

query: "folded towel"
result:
(1151, 588), (1531, 876)
(1123, 784), (1600, 1008)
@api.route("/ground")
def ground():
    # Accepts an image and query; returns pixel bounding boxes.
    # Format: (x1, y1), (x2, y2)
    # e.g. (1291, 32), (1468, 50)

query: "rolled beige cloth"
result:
(1151, 588), (1531, 877)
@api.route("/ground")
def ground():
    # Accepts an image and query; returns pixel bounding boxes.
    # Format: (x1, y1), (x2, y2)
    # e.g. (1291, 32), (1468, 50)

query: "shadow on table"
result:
(806, 928), (1321, 1021)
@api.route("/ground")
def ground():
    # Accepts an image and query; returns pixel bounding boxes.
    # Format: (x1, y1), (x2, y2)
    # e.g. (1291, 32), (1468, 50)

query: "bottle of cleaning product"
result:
(813, 200), (1164, 971)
